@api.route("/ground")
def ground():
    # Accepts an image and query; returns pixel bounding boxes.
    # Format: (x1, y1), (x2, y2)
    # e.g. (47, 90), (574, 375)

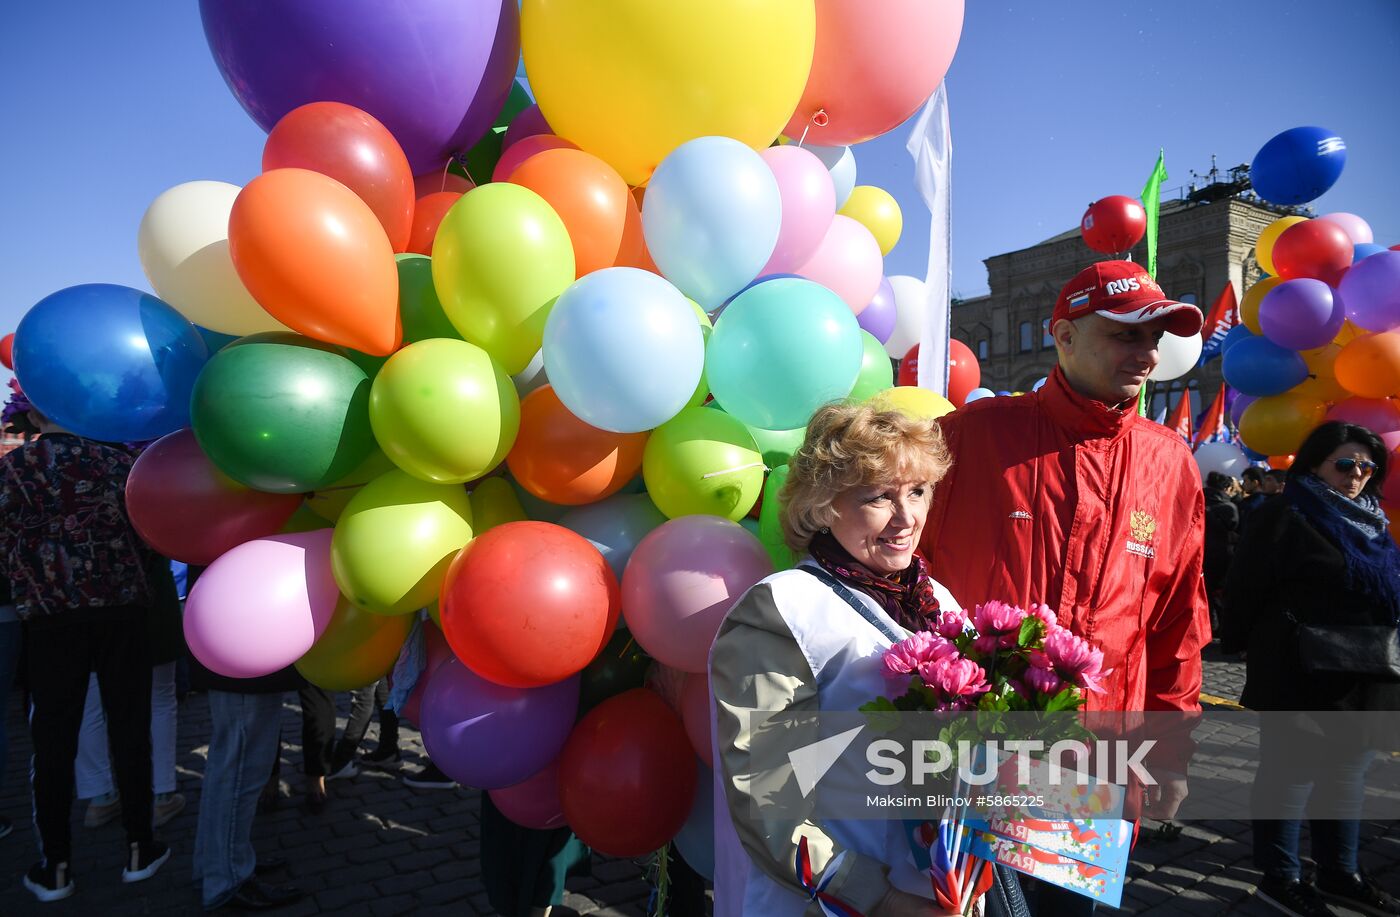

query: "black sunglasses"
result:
(1334, 458), (1378, 476)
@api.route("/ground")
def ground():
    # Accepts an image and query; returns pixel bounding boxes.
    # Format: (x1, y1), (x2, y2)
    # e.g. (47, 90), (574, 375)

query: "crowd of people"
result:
(2, 257), (1399, 917)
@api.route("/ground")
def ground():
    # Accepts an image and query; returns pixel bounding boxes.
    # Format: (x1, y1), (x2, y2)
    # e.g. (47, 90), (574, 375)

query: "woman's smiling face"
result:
(829, 479), (932, 575)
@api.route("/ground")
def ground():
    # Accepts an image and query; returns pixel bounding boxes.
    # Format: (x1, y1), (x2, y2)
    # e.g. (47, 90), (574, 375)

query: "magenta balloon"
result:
(793, 215), (884, 315)
(621, 517), (773, 673)
(1318, 212), (1374, 246)
(1258, 278), (1345, 350)
(1230, 393), (1258, 428)
(680, 673), (713, 769)
(502, 104), (552, 151)
(759, 146), (837, 275)
(1339, 251), (1400, 332)
(184, 529), (338, 678)
(200, 0), (520, 174)
(488, 758), (567, 830)
(419, 659), (579, 789)
(859, 276), (897, 343)
(1328, 397), (1400, 452)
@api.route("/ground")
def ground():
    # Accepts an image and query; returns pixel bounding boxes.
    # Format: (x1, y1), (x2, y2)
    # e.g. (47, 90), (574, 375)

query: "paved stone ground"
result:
(0, 644), (1395, 916)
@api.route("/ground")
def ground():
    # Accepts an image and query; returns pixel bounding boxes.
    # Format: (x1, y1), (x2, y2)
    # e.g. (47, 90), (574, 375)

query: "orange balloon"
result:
(229, 168), (402, 356)
(1268, 454), (1295, 470)
(619, 188), (658, 273)
(263, 102), (415, 253)
(407, 191), (463, 256)
(506, 385), (648, 505)
(1335, 332), (1400, 399)
(509, 149), (633, 277)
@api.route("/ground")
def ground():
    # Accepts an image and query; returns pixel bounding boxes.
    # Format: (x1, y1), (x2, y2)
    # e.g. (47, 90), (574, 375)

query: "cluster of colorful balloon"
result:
(5, 0), (970, 864)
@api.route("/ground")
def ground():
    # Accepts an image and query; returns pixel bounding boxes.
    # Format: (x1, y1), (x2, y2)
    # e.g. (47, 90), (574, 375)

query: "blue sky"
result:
(2, 1), (1397, 359)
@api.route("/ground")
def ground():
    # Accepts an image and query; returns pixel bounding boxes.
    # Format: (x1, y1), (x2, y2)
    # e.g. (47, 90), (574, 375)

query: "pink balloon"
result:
(184, 529), (338, 678)
(1318, 212), (1375, 246)
(489, 758), (567, 830)
(491, 134), (579, 183)
(759, 146), (837, 275)
(1327, 397), (1400, 453)
(413, 170), (473, 199)
(1384, 450), (1400, 507)
(794, 215), (884, 314)
(680, 673), (714, 769)
(621, 517), (773, 673)
(502, 104), (552, 151)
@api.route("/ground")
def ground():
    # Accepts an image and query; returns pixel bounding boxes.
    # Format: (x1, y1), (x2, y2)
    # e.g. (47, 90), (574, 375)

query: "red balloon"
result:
(680, 673), (714, 769)
(1273, 219), (1355, 286)
(125, 429), (301, 565)
(898, 344), (919, 386)
(491, 134), (580, 183)
(399, 621), (451, 726)
(489, 758), (567, 830)
(1080, 195), (1147, 254)
(413, 170), (473, 200)
(558, 688), (698, 857)
(0, 333), (13, 370)
(263, 102), (416, 253)
(407, 191), (462, 256)
(948, 338), (982, 407)
(440, 522), (620, 688)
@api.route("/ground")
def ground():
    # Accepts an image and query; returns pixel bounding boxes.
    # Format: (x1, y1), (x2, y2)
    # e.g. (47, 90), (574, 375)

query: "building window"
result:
(1178, 292), (1197, 306)
(977, 339), (988, 360)
(1042, 319), (1054, 348)
(1019, 321), (1033, 353)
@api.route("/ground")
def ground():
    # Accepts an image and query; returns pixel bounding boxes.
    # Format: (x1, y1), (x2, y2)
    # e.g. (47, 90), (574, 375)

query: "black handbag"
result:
(1295, 622), (1400, 682)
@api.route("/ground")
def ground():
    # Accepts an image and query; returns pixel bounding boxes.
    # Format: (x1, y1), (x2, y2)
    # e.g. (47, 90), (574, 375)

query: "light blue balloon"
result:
(1354, 243), (1388, 262)
(543, 268), (704, 434)
(642, 137), (782, 309)
(707, 277), (863, 430)
(557, 492), (667, 579)
(964, 387), (995, 403)
(807, 144), (857, 209)
(1031, 377), (1048, 392)
(13, 284), (208, 443)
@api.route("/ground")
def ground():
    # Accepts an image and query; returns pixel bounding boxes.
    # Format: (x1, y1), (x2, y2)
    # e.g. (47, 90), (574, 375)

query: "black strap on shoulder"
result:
(798, 565), (903, 643)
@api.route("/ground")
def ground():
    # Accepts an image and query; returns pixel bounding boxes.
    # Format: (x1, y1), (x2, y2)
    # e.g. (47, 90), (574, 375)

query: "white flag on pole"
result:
(907, 82), (952, 395)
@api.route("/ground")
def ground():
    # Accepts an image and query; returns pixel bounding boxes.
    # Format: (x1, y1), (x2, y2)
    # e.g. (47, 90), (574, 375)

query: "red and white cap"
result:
(1050, 260), (1203, 337)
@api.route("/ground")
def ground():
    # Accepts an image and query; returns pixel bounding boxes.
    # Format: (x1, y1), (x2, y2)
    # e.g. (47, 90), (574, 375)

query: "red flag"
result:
(1194, 383), (1228, 447)
(1199, 282), (1238, 342)
(1166, 391), (1193, 443)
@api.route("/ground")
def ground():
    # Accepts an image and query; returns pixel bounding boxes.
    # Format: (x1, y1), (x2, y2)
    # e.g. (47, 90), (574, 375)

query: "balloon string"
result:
(618, 636), (635, 659)
(439, 157), (452, 194)
(796, 123), (812, 148)
(700, 462), (767, 480)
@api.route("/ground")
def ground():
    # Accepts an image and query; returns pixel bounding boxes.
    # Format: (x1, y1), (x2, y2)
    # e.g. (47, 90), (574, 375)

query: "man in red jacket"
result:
(922, 259), (1209, 825)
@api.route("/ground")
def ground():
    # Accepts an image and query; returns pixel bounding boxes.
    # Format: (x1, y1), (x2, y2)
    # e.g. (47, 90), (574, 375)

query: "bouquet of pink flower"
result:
(867, 601), (1112, 715)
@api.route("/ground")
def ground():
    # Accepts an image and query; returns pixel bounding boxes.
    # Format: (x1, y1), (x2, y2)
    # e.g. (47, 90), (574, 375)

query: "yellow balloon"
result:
(305, 447), (397, 522)
(1297, 342), (1350, 404)
(431, 184), (575, 375)
(468, 476), (528, 534)
(296, 598), (413, 691)
(1240, 276), (1282, 335)
(1254, 216), (1307, 277)
(839, 186), (903, 256)
(868, 386), (955, 420)
(1239, 391), (1328, 456)
(331, 469), (474, 615)
(522, 0), (816, 186)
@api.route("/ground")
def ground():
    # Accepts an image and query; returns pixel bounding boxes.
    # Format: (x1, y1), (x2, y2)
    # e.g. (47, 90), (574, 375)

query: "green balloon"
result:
(369, 338), (521, 484)
(642, 406), (763, 521)
(282, 503), (333, 534)
(457, 131), (502, 186)
(191, 333), (374, 493)
(749, 424), (806, 470)
(495, 79), (533, 129)
(296, 599), (414, 691)
(396, 254), (462, 344)
(849, 331), (896, 402)
(331, 468), (475, 615)
(759, 464), (796, 570)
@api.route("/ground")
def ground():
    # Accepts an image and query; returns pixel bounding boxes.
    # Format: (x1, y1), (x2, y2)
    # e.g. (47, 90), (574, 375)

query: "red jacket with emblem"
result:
(920, 368), (1210, 714)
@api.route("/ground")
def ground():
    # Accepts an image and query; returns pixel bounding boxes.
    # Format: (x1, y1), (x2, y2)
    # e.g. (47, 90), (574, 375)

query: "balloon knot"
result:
(812, 109), (829, 128)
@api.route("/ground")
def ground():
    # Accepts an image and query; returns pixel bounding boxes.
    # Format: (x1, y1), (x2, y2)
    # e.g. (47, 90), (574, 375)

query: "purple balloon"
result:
(858, 276), (897, 344)
(420, 660), (579, 789)
(1339, 251), (1400, 332)
(1258, 278), (1345, 350)
(1230, 393), (1257, 428)
(200, 0), (520, 174)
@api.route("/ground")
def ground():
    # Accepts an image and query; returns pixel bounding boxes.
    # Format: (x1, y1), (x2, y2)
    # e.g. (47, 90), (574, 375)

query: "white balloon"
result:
(1032, 377), (1048, 392)
(884, 275), (928, 358)
(806, 144), (857, 209)
(1194, 442), (1249, 483)
(511, 349), (549, 398)
(137, 181), (289, 336)
(1148, 331), (1204, 381)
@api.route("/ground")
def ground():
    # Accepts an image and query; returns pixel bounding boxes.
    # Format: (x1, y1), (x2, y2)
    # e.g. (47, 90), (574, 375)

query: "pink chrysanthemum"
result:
(932, 608), (970, 640)
(923, 656), (991, 700)
(882, 631), (958, 679)
(1031, 627), (1114, 694)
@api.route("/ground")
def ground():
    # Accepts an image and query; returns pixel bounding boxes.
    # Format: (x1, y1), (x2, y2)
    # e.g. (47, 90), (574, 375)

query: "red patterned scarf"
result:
(807, 530), (941, 633)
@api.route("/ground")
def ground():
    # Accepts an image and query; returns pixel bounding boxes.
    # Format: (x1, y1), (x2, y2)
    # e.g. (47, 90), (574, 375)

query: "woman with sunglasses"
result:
(1221, 421), (1400, 917)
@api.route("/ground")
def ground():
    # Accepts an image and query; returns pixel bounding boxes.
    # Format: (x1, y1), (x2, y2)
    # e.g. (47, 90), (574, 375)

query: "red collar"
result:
(1036, 367), (1139, 443)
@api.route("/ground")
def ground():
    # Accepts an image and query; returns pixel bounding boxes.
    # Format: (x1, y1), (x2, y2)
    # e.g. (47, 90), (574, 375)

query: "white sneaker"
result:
(327, 762), (358, 781)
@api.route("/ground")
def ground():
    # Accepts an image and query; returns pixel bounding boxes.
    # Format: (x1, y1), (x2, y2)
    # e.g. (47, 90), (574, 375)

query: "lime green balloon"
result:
(296, 598), (414, 690)
(369, 338), (521, 484)
(397, 254), (462, 344)
(849, 331), (896, 402)
(686, 299), (713, 408)
(305, 447), (397, 522)
(468, 476), (528, 533)
(431, 184), (575, 375)
(759, 464), (796, 570)
(642, 407), (763, 520)
(331, 468), (474, 615)
(190, 333), (374, 493)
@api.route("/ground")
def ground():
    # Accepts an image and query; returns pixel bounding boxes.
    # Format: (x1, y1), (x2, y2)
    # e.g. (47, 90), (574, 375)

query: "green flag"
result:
(1140, 150), (1168, 278)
